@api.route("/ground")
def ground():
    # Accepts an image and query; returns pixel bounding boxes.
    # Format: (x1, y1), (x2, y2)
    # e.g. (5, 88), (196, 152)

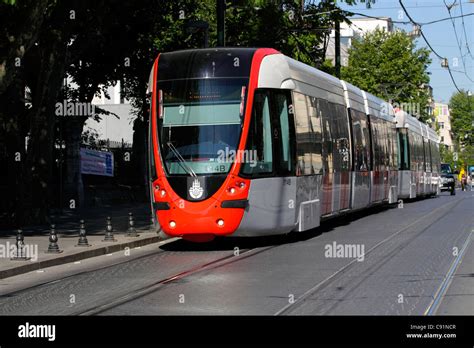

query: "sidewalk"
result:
(0, 203), (165, 279)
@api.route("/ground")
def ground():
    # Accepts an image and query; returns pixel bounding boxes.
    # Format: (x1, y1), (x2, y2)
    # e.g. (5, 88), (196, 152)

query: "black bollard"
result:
(149, 214), (156, 231)
(126, 212), (138, 237)
(102, 216), (117, 242)
(76, 220), (91, 247)
(46, 224), (63, 253)
(11, 229), (31, 261)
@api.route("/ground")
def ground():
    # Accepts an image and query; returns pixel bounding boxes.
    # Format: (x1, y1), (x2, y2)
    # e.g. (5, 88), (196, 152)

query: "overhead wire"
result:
(443, 0), (473, 83)
(458, 0), (474, 59)
(399, 0), (463, 93)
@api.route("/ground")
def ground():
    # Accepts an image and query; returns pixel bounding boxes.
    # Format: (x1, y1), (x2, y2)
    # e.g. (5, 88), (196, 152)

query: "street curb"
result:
(0, 234), (164, 280)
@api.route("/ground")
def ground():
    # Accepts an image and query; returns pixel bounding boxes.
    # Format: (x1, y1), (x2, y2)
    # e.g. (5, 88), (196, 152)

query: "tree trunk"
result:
(21, 30), (67, 225)
(63, 117), (86, 210)
(0, 77), (26, 228)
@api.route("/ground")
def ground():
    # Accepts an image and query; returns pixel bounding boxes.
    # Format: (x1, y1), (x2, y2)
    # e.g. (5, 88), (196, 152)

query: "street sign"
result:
(80, 148), (114, 177)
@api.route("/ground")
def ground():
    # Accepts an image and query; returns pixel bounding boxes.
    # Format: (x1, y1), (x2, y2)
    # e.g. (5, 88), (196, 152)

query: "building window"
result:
(441, 136), (444, 142)
(438, 122), (444, 129)
(340, 37), (350, 46)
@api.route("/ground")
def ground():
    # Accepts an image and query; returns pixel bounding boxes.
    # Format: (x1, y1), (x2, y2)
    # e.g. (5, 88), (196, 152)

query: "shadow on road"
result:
(160, 203), (397, 252)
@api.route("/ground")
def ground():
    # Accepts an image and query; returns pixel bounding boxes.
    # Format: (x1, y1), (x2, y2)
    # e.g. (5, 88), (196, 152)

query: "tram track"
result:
(78, 196), (466, 316)
(274, 197), (467, 315)
(73, 244), (278, 315)
(1, 195), (469, 316)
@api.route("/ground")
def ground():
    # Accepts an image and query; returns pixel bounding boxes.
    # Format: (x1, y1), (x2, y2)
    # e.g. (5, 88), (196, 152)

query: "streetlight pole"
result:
(217, 0), (225, 47)
(335, 19), (341, 79)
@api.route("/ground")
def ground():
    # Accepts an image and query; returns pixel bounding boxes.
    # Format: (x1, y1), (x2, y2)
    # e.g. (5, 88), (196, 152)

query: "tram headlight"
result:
(229, 187), (236, 194)
(169, 221), (176, 228)
(217, 219), (224, 227)
(160, 189), (166, 197)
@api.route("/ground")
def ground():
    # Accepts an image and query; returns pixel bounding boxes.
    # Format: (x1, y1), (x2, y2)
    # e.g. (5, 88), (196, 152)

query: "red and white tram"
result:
(147, 48), (440, 241)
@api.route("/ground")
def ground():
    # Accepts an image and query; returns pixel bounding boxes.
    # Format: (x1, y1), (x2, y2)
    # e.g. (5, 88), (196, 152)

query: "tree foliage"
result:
(342, 28), (432, 121)
(449, 90), (474, 148)
(0, 0), (375, 226)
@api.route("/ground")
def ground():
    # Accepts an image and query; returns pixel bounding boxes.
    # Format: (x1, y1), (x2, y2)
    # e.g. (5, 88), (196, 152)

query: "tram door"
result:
(239, 89), (297, 235)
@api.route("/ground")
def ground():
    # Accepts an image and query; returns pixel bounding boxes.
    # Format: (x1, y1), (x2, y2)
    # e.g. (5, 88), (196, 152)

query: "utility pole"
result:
(335, 19), (341, 79)
(217, 0), (226, 47)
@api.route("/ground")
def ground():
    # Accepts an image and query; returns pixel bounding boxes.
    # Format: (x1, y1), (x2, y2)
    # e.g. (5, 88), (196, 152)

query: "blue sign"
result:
(80, 148), (114, 177)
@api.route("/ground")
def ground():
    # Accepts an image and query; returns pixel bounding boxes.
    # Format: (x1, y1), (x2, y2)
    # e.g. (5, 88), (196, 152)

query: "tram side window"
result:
(398, 129), (409, 170)
(361, 116), (371, 170)
(412, 133), (418, 171)
(329, 102), (350, 172)
(431, 141), (440, 173)
(417, 134), (424, 172)
(418, 134), (424, 172)
(329, 103), (341, 172)
(371, 117), (382, 171)
(241, 91), (273, 175)
(413, 133), (419, 172)
(293, 92), (313, 175)
(309, 97), (323, 174)
(408, 131), (416, 171)
(320, 99), (334, 174)
(425, 139), (432, 172)
(385, 121), (391, 169)
(351, 110), (369, 171)
(375, 119), (386, 171)
(381, 120), (390, 170)
(390, 125), (399, 170)
(272, 91), (295, 175)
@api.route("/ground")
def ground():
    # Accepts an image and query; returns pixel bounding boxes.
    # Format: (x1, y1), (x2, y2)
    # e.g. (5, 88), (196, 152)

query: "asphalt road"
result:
(0, 190), (472, 315)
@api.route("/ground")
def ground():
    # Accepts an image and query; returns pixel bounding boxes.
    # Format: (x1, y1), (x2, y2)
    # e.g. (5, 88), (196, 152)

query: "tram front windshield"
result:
(157, 78), (247, 176)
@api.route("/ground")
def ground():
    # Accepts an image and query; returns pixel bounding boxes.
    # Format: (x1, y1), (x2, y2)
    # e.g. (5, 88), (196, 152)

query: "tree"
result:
(449, 90), (474, 148)
(224, 0), (374, 69)
(0, 0), (377, 227)
(342, 28), (431, 121)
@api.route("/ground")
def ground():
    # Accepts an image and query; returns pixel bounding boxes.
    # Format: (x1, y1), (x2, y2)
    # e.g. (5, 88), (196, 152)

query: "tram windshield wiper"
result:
(166, 142), (197, 178)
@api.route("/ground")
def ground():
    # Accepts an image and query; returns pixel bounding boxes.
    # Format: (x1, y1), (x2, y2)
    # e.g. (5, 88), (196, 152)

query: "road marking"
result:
(424, 230), (472, 315)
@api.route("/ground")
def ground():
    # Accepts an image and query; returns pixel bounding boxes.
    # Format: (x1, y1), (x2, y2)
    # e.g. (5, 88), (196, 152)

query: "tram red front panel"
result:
(150, 48), (279, 238)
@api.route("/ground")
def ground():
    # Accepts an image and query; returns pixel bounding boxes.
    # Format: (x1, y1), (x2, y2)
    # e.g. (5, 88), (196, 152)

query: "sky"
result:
(337, 0), (474, 104)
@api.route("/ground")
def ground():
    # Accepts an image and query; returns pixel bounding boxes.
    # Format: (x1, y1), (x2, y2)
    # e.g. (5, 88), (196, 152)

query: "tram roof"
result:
(395, 110), (439, 142)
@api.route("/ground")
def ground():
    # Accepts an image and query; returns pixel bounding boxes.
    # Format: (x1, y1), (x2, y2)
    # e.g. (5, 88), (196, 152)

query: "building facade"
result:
(88, 80), (134, 147)
(326, 17), (394, 67)
(434, 102), (454, 150)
